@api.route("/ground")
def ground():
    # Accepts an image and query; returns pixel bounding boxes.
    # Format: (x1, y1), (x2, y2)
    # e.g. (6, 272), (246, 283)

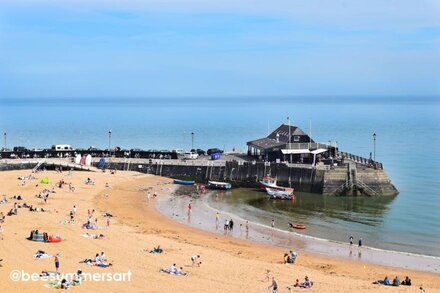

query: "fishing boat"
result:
(259, 176), (294, 193)
(173, 179), (195, 185)
(208, 181), (232, 190)
(266, 187), (294, 200)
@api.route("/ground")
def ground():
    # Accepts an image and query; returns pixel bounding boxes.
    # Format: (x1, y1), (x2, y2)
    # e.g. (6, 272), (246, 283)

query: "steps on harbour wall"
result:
(322, 166), (349, 196)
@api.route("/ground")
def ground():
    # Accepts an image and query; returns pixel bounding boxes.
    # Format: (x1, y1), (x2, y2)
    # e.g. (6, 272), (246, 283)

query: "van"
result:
(184, 152), (198, 160)
(51, 144), (74, 151)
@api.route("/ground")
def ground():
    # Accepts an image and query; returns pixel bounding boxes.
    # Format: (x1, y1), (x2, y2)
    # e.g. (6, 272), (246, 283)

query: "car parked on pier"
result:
(191, 149), (206, 156)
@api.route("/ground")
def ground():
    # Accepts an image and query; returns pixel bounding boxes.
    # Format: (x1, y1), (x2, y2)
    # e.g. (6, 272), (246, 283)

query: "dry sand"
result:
(0, 170), (438, 292)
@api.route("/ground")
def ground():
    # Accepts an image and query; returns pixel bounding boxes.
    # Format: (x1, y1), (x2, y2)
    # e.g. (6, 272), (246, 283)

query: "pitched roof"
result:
(267, 124), (307, 143)
(247, 137), (285, 149)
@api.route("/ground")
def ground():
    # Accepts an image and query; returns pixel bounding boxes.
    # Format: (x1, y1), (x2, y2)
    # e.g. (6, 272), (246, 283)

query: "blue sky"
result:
(0, 0), (439, 98)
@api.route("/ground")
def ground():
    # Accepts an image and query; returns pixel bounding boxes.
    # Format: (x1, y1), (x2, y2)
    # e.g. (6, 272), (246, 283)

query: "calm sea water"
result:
(1, 97), (439, 255)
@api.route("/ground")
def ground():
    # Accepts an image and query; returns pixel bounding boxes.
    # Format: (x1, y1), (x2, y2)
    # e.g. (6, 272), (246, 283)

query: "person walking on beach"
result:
(147, 191), (151, 204)
(349, 235), (353, 245)
(54, 254), (60, 274)
(268, 276), (278, 293)
(271, 219), (275, 229)
(358, 238), (362, 247)
(0, 225), (4, 240)
(188, 203), (192, 214)
(106, 217), (111, 228)
(229, 219), (234, 231)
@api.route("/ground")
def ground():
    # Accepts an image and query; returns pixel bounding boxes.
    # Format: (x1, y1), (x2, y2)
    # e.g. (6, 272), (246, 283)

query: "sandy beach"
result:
(0, 169), (438, 292)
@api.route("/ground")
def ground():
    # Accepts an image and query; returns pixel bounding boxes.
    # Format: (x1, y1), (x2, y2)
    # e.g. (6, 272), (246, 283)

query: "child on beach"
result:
(349, 235), (353, 245)
(264, 270), (272, 282)
(358, 238), (363, 247)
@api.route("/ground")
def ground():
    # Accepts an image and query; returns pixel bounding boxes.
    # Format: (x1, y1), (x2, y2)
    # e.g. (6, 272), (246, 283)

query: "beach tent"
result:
(85, 154), (92, 166)
(98, 157), (106, 169)
(74, 154), (81, 164)
(80, 155), (86, 165)
(40, 177), (49, 184)
(29, 231), (46, 242)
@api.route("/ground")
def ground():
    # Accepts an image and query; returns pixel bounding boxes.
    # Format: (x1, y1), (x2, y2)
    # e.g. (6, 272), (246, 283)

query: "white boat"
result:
(266, 187), (294, 200)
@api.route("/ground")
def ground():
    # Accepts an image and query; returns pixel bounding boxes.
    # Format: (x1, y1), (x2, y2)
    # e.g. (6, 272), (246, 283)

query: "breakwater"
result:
(0, 157), (398, 196)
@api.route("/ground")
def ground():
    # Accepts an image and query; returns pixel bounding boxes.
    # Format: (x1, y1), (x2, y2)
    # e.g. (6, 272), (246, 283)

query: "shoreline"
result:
(156, 189), (440, 274)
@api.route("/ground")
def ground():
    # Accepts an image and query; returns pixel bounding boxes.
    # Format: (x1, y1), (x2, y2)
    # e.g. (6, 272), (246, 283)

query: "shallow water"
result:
(156, 191), (440, 273)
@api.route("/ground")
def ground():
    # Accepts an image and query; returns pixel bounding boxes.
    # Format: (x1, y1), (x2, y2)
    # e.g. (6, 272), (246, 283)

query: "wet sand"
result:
(0, 170), (439, 292)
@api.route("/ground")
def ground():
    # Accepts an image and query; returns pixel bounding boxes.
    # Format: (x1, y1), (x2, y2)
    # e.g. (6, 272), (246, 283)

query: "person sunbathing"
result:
(191, 255), (201, 267)
(160, 264), (187, 276)
(149, 246), (163, 254)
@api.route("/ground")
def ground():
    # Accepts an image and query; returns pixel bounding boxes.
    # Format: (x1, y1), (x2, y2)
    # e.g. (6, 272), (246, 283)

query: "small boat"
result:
(289, 223), (306, 230)
(266, 188), (294, 200)
(208, 181), (232, 190)
(259, 176), (294, 193)
(173, 179), (195, 185)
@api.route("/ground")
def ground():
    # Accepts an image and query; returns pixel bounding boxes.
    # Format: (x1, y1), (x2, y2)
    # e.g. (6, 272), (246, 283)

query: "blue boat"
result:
(174, 179), (195, 185)
(208, 181), (232, 190)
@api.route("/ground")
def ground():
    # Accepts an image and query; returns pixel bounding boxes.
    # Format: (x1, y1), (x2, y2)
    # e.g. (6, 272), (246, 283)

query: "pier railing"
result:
(338, 151), (383, 170)
(286, 142), (329, 150)
(103, 158), (226, 167)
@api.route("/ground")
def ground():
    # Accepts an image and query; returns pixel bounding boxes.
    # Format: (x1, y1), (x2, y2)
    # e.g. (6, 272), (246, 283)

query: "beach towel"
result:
(81, 234), (105, 239)
(40, 177), (50, 184)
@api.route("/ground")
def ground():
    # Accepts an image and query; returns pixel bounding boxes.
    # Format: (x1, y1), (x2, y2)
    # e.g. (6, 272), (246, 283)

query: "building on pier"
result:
(247, 123), (336, 164)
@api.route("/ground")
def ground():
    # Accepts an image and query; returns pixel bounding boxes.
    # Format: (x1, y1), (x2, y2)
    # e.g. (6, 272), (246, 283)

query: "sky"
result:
(0, 0), (439, 98)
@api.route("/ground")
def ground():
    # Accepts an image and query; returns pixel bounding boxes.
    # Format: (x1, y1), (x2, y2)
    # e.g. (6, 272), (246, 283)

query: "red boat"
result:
(259, 176), (294, 193)
(289, 223), (306, 230)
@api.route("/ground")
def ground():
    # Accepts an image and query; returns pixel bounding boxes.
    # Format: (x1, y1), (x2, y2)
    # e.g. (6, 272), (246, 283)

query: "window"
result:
(293, 136), (300, 142)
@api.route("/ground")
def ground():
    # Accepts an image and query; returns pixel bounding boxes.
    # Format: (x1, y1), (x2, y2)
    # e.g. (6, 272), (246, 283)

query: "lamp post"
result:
(3, 132), (6, 150)
(328, 140), (331, 157)
(373, 133), (376, 161)
(108, 130), (112, 155)
(191, 132), (194, 150)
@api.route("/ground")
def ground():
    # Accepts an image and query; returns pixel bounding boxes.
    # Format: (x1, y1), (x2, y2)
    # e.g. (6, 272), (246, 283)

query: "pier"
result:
(0, 123), (398, 196)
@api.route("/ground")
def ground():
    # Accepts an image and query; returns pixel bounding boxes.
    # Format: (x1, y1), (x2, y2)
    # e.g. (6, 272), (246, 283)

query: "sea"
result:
(1, 96), (439, 257)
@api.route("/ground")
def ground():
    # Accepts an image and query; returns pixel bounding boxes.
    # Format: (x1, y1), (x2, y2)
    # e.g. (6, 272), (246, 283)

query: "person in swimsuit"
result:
(54, 254), (60, 273)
